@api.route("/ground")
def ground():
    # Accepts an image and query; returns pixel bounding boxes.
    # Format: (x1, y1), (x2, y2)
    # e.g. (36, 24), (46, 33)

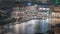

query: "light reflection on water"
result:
(40, 19), (51, 34)
(4, 19), (51, 34)
(25, 19), (51, 34)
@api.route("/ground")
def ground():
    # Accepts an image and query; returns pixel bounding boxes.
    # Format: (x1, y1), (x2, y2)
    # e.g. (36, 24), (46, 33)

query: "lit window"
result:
(43, 8), (46, 10)
(46, 8), (50, 10)
(38, 8), (50, 10)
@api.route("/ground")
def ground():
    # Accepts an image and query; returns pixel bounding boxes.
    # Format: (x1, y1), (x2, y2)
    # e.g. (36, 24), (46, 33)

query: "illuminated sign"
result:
(54, 7), (60, 11)
(27, 2), (32, 5)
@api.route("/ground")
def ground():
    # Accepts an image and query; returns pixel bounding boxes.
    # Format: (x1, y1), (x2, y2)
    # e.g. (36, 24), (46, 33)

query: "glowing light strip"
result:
(38, 8), (50, 10)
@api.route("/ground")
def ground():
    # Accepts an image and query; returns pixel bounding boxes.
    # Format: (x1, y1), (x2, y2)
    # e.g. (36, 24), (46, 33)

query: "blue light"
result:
(27, 2), (32, 5)
(40, 19), (51, 34)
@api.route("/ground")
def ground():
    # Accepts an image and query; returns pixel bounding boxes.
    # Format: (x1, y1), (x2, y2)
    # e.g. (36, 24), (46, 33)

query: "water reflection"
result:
(40, 19), (51, 34)
(3, 19), (51, 34)
(25, 19), (51, 34)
